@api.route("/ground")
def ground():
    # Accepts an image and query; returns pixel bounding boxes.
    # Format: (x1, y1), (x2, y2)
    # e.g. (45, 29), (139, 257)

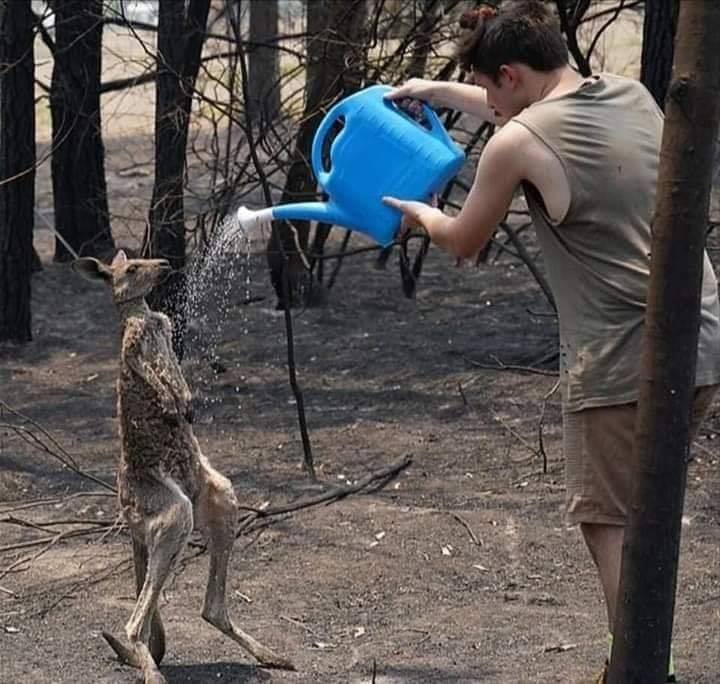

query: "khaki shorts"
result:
(563, 385), (718, 526)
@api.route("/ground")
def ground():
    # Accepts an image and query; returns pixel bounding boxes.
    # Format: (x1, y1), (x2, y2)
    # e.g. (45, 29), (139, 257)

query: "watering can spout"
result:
(272, 202), (356, 231)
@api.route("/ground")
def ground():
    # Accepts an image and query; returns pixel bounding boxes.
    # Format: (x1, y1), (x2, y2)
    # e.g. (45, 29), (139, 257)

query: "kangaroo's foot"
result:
(102, 631), (167, 683)
(202, 608), (295, 671)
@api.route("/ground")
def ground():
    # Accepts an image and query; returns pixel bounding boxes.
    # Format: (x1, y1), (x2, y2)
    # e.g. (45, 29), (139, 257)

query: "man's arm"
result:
(384, 125), (525, 259)
(385, 78), (498, 124)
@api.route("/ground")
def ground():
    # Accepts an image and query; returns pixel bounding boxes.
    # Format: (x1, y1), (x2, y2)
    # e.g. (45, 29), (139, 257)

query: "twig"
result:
(0, 531), (65, 581)
(450, 350), (558, 377)
(0, 491), (115, 515)
(457, 382), (470, 408)
(36, 557), (132, 618)
(0, 401), (78, 468)
(0, 525), (112, 555)
(234, 36), (316, 481)
(0, 516), (110, 530)
(236, 456), (412, 537)
(281, 614), (323, 637)
(0, 401), (115, 493)
(448, 512), (482, 547)
(0, 585), (16, 597)
(493, 414), (543, 461)
(538, 380), (560, 474)
(691, 439), (716, 458)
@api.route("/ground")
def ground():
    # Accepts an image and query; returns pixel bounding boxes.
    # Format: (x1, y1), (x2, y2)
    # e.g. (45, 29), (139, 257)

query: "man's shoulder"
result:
(482, 122), (535, 163)
(490, 120), (537, 148)
(597, 72), (656, 98)
(486, 121), (560, 179)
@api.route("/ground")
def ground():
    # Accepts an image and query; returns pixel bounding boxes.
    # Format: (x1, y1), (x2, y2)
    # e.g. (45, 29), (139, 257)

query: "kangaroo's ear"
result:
(72, 257), (113, 283)
(111, 250), (128, 268)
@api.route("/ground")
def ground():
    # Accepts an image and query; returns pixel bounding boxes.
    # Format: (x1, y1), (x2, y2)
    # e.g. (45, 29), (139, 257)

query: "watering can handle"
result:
(311, 99), (349, 189)
(383, 93), (454, 147)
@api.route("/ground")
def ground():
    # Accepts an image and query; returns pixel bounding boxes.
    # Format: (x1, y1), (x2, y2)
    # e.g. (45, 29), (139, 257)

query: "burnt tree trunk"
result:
(50, 0), (113, 262)
(247, 0), (280, 126)
(0, 0), (35, 343)
(608, 2), (720, 682)
(266, 0), (366, 307)
(641, 0), (680, 109)
(145, 0), (210, 357)
(405, 0), (438, 79)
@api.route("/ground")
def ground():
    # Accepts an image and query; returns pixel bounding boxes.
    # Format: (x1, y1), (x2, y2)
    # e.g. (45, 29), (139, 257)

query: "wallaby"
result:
(73, 251), (293, 684)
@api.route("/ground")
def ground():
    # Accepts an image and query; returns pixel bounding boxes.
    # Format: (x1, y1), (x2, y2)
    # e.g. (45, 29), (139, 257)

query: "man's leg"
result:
(580, 522), (624, 629)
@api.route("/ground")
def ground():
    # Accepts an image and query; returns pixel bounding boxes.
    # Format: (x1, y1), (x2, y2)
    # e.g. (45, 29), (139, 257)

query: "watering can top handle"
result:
(311, 98), (350, 187)
(379, 85), (455, 145)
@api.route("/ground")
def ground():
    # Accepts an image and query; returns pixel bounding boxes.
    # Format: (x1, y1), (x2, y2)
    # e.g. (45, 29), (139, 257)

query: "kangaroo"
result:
(73, 251), (293, 683)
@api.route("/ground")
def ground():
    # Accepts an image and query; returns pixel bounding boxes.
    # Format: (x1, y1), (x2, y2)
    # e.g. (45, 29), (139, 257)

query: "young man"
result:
(384, 1), (720, 680)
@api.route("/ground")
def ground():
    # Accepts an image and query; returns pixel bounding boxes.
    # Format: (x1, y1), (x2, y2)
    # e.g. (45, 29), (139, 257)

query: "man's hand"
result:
(383, 78), (437, 105)
(383, 196), (433, 241)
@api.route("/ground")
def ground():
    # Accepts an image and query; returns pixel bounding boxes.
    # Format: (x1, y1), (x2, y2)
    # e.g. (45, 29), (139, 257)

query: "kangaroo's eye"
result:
(126, 264), (138, 273)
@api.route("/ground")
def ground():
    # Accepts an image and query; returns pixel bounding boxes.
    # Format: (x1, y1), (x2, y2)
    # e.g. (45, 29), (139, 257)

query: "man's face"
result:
(472, 67), (524, 123)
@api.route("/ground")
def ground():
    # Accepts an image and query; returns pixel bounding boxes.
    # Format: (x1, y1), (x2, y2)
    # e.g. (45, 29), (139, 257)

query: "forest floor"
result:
(2, 178), (720, 684)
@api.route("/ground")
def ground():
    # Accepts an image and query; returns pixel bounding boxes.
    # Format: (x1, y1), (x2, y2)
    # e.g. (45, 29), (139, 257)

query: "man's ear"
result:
(71, 257), (113, 283)
(498, 64), (519, 87)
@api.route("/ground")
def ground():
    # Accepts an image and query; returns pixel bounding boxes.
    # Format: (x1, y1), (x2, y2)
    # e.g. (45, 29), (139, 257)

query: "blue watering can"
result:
(236, 85), (465, 246)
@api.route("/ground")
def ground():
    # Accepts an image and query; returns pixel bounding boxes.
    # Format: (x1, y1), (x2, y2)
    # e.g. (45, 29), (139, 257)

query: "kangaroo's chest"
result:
(117, 313), (195, 476)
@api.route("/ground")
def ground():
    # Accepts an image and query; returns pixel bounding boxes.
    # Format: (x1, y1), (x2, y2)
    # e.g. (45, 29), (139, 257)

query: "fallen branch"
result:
(451, 351), (558, 377)
(0, 401), (115, 493)
(0, 524), (114, 555)
(237, 455), (412, 537)
(36, 557), (132, 618)
(448, 512), (482, 547)
(0, 491), (115, 516)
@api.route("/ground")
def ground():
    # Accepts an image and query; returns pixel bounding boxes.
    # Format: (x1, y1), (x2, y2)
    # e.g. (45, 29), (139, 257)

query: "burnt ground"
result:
(1, 217), (719, 684)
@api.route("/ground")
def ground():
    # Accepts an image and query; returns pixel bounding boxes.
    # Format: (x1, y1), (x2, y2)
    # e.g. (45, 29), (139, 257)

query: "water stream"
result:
(183, 213), (253, 418)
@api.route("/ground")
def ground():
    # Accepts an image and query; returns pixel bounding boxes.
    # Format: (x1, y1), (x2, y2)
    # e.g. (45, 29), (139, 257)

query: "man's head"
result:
(458, 1), (569, 119)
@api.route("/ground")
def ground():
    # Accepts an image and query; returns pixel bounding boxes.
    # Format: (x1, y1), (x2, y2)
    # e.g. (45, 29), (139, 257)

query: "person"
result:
(383, 1), (720, 681)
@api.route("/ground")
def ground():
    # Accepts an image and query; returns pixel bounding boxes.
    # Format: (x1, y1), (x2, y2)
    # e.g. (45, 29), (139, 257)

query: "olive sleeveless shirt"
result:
(512, 74), (720, 412)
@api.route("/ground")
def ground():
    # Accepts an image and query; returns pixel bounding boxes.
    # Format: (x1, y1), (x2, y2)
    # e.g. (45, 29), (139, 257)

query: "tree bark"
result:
(405, 0), (438, 79)
(247, 0), (280, 125)
(640, 0), (679, 109)
(608, 2), (720, 682)
(0, 0), (35, 343)
(50, 0), (113, 262)
(266, 0), (366, 307)
(145, 0), (210, 357)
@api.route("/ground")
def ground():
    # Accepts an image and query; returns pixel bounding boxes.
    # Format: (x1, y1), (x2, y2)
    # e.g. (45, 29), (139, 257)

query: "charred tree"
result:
(608, 2), (720, 682)
(0, 0), (35, 343)
(266, 0), (366, 307)
(50, 0), (113, 262)
(405, 0), (438, 80)
(640, 0), (680, 109)
(247, 0), (280, 126)
(145, 0), (210, 357)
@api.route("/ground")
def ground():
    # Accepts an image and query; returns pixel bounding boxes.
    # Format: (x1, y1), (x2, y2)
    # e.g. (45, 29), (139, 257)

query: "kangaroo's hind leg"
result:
(104, 477), (193, 684)
(132, 537), (166, 663)
(196, 462), (294, 670)
(103, 537), (167, 665)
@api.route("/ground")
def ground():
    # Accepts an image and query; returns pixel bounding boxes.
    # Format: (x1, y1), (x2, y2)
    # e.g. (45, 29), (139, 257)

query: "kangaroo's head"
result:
(73, 251), (171, 305)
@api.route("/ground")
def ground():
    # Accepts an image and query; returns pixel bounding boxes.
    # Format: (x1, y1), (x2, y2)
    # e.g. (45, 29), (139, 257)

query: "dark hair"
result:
(458, 1), (568, 79)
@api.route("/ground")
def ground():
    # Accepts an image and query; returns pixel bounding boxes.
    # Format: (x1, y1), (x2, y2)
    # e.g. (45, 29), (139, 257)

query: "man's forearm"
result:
(429, 82), (496, 123)
(417, 206), (465, 257)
